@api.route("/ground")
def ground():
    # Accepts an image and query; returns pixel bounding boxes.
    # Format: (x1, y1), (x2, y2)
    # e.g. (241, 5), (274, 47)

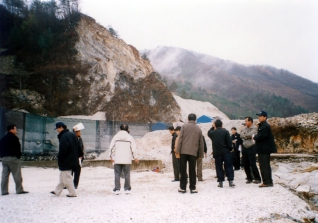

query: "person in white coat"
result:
(110, 124), (139, 194)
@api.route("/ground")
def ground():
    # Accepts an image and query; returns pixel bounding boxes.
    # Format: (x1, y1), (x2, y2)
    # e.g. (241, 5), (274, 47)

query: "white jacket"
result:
(109, 130), (137, 164)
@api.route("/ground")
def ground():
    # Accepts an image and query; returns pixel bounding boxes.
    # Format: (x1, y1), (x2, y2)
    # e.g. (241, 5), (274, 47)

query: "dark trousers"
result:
(196, 158), (203, 180)
(215, 152), (234, 182)
(233, 150), (241, 170)
(242, 146), (261, 181)
(1, 157), (24, 194)
(72, 165), (81, 188)
(172, 152), (180, 180)
(176, 158), (181, 173)
(258, 153), (273, 185)
(114, 164), (131, 190)
(180, 154), (196, 190)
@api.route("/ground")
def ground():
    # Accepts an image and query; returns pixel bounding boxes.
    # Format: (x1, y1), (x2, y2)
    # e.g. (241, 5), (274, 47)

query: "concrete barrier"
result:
(21, 160), (163, 171)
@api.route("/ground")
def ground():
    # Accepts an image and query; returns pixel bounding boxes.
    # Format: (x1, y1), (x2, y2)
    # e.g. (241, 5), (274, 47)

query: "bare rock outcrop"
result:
(75, 15), (154, 111)
(0, 14), (181, 122)
(75, 15), (181, 122)
(268, 113), (318, 153)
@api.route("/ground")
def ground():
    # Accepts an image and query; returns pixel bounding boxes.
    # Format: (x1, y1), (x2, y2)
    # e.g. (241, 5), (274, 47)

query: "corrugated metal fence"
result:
(0, 107), (168, 160)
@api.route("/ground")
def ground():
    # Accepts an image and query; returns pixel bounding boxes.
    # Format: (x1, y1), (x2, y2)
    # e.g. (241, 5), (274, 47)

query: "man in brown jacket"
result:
(176, 113), (204, 194)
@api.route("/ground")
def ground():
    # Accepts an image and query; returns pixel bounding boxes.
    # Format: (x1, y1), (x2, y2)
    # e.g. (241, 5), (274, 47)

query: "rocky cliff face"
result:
(269, 113), (318, 154)
(0, 15), (181, 122)
(75, 16), (154, 111)
(74, 15), (180, 122)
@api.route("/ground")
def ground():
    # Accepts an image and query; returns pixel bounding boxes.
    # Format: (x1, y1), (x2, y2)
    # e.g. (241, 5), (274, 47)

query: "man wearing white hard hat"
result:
(72, 123), (85, 189)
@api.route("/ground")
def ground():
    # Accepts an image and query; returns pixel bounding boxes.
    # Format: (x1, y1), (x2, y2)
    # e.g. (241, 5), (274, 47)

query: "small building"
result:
(197, 115), (214, 124)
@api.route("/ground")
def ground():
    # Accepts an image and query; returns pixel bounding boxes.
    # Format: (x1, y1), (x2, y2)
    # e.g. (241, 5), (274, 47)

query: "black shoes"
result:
(18, 191), (29, 194)
(113, 189), (120, 195)
(2, 193), (9, 196)
(66, 195), (77, 197)
(190, 190), (198, 194)
(229, 181), (235, 187)
(246, 180), (253, 184)
(218, 182), (223, 188)
(50, 191), (76, 197)
(178, 188), (186, 193)
(253, 180), (261, 184)
(259, 183), (273, 188)
(171, 180), (179, 182)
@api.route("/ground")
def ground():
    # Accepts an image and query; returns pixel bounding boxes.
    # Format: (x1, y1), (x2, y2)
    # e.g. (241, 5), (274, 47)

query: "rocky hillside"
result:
(144, 46), (318, 119)
(269, 113), (318, 154)
(0, 15), (181, 122)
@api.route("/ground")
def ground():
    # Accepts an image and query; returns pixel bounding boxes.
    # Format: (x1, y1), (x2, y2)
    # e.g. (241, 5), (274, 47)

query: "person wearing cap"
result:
(253, 111), (277, 188)
(51, 122), (80, 197)
(175, 113), (204, 194)
(110, 124), (139, 195)
(208, 119), (235, 188)
(240, 116), (261, 184)
(72, 123), (85, 189)
(0, 124), (28, 195)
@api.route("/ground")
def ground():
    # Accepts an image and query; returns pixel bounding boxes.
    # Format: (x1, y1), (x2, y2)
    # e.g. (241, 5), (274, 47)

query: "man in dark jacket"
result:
(208, 119), (235, 188)
(51, 122), (80, 197)
(168, 126), (179, 182)
(0, 125), (28, 195)
(175, 113), (204, 194)
(253, 111), (277, 187)
(231, 127), (242, 170)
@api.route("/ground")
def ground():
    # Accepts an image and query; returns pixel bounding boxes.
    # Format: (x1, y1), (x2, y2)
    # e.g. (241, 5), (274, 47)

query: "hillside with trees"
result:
(145, 46), (318, 119)
(0, 1), (181, 122)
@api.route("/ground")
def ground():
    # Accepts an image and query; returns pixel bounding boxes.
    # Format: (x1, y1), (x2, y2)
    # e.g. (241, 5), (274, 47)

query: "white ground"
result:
(0, 163), (317, 223)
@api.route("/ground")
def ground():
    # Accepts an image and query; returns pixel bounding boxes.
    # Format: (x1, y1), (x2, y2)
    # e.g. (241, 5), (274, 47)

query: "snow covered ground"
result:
(0, 163), (317, 223)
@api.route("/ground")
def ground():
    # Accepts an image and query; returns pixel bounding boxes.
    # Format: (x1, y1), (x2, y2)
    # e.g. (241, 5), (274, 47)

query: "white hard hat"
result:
(73, 123), (85, 131)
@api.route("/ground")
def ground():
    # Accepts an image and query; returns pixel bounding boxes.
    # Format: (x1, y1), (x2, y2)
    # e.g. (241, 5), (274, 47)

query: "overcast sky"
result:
(80, 0), (318, 83)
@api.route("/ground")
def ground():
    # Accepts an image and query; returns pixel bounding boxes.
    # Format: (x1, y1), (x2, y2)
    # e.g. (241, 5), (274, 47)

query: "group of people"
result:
(0, 110), (276, 196)
(169, 110), (277, 193)
(0, 122), (85, 197)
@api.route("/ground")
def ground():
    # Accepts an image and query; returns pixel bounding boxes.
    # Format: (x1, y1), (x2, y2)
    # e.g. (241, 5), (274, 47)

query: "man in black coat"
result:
(51, 122), (80, 197)
(231, 127), (242, 170)
(253, 111), (277, 188)
(208, 119), (235, 188)
(0, 125), (28, 195)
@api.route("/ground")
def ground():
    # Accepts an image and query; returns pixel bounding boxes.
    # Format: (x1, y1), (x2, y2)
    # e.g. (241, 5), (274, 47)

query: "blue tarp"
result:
(151, 122), (168, 131)
(197, 115), (214, 123)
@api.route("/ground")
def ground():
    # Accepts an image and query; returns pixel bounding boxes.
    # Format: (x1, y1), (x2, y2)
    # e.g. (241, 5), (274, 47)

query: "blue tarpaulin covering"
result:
(151, 122), (168, 131)
(197, 115), (214, 123)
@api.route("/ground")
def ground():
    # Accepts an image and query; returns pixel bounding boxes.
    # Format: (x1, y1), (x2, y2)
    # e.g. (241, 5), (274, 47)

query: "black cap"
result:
(256, 111), (267, 117)
(54, 122), (65, 130)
